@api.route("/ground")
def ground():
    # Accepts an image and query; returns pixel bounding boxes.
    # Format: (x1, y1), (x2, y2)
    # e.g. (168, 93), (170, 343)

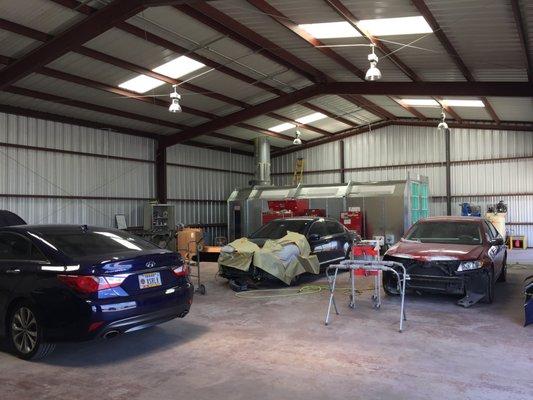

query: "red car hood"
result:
(386, 239), (484, 261)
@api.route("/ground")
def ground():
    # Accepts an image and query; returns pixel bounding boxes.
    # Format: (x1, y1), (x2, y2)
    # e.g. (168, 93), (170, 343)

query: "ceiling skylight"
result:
(268, 113), (329, 132)
(154, 56), (205, 79)
(118, 56), (205, 94)
(119, 75), (165, 94)
(357, 16), (432, 36)
(400, 99), (439, 107)
(299, 22), (361, 39)
(296, 112), (327, 124)
(442, 99), (485, 108)
(269, 122), (295, 133)
(299, 16), (432, 39)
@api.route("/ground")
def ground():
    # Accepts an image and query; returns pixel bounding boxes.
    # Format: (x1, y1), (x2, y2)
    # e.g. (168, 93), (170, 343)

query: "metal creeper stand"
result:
(324, 260), (409, 332)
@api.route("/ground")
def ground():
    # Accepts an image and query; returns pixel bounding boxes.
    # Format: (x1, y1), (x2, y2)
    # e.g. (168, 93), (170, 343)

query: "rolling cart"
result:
(177, 237), (206, 295)
(325, 260), (409, 332)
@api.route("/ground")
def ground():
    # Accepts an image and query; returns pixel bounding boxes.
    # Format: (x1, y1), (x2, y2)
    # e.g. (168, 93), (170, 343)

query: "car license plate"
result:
(138, 272), (162, 289)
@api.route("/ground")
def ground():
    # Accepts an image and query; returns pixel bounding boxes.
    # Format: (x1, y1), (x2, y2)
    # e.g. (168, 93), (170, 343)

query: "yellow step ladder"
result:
(293, 157), (305, 185)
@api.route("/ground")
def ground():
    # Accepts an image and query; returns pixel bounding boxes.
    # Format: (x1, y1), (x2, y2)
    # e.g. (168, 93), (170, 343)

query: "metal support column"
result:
(445, 128), (452, 215)
(339, 140), (346, 184)
(155, 141), (167, 204)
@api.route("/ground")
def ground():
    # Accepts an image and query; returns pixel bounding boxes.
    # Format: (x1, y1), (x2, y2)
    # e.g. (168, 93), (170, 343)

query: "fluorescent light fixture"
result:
(400, 98), (440, 107)
(269, 122), (295, 133)
(119, 56), (205, 94)
(154, 56), (205, 79)
(119, 75), (165, 94)
(358, 16), (432, 36)
(296, 112), (327, 124)
(442, 99), (485, 107)
(299, 22), (361, 39)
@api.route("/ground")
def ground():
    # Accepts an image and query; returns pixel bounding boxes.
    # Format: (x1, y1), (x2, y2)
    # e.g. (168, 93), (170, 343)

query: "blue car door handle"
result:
(6, 268), (21, 274)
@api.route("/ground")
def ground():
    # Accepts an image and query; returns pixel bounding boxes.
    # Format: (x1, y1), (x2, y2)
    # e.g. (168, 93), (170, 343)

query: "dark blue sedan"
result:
(0, 224), (193, 360)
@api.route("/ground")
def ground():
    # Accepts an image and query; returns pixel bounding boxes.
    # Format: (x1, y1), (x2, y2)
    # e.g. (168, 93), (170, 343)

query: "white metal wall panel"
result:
(167, 143), (253, 172)
(0, 112), (155, 160)
(271, 140), (340, 174)
(451, 127), (533, 160)
(0, 112), (155, 227)
(167, 166), (250, 201)
(452, 159), (533, 196)
(344, 125), (446, 168)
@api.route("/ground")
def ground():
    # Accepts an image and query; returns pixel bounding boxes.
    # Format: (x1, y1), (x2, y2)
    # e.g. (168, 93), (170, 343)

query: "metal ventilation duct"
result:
(252, 137), (271, 186)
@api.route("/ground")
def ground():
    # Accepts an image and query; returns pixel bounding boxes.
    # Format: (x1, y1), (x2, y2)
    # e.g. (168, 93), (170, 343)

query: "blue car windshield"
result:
(250, 220), (311, 240)
(37, 230), (159, 257)
(406, 222), (482, 245)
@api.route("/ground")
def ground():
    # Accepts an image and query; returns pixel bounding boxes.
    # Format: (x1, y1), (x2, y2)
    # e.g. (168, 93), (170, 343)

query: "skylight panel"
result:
(269, 122), (296, 133)
(119, 75), (165, 94)
(299, 22), (361, 39)
(118, 56), (205, 94)
(296, 112), (328, 124)
(400, 98), (439, 107)
(154, 56), (205, 79)
(442, 99), (485, 107)
(357, 16), (432, 36)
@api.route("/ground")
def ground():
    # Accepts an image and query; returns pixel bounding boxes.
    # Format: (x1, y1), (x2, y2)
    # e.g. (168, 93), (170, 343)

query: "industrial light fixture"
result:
(293, 128), (302, 145)
(437, 109), (448, 130)
(365, 45), (381, 81)
(169, 85), (182, 113)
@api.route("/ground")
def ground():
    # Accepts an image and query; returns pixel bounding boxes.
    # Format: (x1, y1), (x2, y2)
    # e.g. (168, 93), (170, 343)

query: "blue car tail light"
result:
(57, 275), (126, 294)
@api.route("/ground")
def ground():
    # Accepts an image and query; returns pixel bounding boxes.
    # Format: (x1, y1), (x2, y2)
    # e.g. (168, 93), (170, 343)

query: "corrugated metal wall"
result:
(272, 124), (533, 241)
(166, 144), (254, 243)
(0, 111), (155, 227)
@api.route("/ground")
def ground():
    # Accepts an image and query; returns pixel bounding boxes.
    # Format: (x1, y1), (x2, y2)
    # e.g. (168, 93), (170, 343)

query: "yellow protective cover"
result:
(218, 232), (320, 285)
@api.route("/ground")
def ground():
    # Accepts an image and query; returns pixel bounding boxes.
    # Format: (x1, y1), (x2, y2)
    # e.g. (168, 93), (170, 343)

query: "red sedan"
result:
(383, 216), (507, 307)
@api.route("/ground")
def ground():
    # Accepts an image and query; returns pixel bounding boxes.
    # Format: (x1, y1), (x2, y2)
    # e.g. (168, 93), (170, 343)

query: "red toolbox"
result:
(262, 210), (294, 224)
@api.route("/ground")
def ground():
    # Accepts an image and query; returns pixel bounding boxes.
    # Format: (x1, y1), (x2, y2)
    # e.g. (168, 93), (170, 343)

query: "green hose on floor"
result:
(234, 284), (371, 300)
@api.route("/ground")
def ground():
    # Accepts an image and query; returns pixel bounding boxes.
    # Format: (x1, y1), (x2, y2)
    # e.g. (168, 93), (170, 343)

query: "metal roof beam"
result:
(0, 0), (150, 90)
(510, 0), (532, 82)
(161, 84), (323, 147)
(245, 0), (410, 120)
(411, 0), (501, 123)
(0, 104), (159, 139)
(325, 82), (532, 97)
(176, 3), (327, 83)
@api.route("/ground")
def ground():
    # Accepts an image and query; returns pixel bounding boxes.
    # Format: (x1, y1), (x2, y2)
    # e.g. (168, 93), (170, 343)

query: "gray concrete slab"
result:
(1, 262), (532, 400)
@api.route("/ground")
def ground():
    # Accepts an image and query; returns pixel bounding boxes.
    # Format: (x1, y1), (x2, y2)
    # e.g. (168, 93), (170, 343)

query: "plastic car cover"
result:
(525, 275), (533, 327)
(218, 232), (320, 285)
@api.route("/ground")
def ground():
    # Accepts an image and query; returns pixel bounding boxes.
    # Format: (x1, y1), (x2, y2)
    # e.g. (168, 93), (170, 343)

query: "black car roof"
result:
(0, 225), (118, 234)
(269, 217), (335, 222)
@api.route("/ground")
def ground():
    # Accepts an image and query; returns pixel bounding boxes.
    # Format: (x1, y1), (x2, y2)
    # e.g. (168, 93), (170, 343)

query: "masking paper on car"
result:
(218, 232), (319, 284)
(218, 237), (260, 271)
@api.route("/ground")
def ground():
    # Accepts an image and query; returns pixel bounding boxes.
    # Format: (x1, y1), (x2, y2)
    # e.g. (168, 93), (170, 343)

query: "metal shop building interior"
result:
(0, 0), (532, 399)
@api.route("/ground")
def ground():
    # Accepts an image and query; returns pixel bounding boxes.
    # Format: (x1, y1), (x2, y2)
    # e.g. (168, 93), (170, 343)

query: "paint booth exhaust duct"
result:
(251, 137), (271, 186)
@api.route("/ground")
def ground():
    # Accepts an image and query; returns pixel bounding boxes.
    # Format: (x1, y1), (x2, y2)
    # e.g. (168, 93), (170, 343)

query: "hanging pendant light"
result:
(169, 85), (182, 113)
(365, 45), (381, 81)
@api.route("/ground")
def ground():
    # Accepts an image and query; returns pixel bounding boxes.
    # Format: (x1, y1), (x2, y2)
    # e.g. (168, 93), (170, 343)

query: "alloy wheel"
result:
(11, 307), (38, 354)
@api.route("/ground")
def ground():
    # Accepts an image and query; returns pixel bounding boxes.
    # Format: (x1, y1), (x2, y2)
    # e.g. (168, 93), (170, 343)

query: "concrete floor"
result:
(1, 251), (532, 400)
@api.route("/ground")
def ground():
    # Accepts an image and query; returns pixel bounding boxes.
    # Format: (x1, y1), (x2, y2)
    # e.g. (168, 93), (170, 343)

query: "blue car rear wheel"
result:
(8, 302), (55, 360)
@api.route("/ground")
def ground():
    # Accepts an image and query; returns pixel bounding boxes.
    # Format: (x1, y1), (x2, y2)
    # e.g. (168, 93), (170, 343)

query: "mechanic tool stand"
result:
(325, 260), (409, 332)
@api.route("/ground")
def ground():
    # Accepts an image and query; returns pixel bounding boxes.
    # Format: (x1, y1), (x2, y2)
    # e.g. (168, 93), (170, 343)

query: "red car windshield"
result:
(406, 221), (482, 245)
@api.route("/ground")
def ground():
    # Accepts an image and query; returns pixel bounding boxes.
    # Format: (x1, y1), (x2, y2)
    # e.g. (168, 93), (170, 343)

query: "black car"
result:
(220, 217), (355, 284)
(0, 223), (194, 360)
